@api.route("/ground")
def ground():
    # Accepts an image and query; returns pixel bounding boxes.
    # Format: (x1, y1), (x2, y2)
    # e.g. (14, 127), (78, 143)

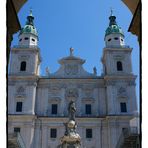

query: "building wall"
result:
(8, 12), (138, 148)
(8, 74), (136, 148)
(8, 116), (132, 148)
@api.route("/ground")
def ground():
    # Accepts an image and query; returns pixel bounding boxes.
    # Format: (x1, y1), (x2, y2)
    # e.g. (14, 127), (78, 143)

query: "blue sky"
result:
(11, 0), (139, 108)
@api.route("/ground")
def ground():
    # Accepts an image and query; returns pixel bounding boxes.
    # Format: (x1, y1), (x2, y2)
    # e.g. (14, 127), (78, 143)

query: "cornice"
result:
(8, 114), (37, 121)
(37, 78), (105, 88)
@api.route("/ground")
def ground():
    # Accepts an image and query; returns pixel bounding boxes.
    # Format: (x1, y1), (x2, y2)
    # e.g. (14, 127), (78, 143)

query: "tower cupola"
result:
(104, 11), (125, 47)
(18, 10), (38, 46)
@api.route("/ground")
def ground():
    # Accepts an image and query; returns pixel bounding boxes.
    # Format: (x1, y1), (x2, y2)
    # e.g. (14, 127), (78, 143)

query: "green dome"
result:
(105, 25), (124, 37)
(19, 10), (38, 37)
(19, 24), (38, 36)
(105, 15), (124, 37)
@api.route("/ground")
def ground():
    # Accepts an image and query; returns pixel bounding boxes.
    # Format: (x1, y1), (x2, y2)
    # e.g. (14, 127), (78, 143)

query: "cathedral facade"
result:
(8, 11), (138, 148)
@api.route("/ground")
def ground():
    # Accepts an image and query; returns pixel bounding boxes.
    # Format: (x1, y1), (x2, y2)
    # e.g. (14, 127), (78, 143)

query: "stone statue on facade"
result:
(93, 66), (97, 75)
(45, 67), (50, 76)
(70, 47), (74, 56)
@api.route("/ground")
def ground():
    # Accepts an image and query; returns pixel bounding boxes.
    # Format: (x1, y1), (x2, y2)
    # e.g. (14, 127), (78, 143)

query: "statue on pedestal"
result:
(68, 100), (76, 121)
(59, 100), (81, 148)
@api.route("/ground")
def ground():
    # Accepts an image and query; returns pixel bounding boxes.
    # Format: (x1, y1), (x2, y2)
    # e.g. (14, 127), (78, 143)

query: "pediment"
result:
(47, 54), (97, 78)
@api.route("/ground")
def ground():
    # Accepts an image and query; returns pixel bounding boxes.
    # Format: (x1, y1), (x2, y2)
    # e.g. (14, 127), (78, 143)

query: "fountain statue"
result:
(59, 100), (81, 148)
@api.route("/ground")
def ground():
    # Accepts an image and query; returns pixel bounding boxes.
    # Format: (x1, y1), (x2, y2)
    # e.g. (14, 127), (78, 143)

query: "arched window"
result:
(114, 37), (119, 40)
(108, 38), (111, 42)
(32, 38), (35, 42)
(20, 61), (26, 71)
(117, 61), (123, 71)
(120, 102), (127, 112)
(24, 37), (29, 40)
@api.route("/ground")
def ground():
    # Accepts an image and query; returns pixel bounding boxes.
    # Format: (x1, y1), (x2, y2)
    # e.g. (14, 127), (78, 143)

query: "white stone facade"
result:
(8, 13), (138, 148)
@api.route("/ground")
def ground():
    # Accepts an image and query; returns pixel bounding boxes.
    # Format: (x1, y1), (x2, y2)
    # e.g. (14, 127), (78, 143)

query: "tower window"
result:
(51, 104), (57, 114)
(14, 127), (20, 133)
(114, 37), (119, 40)
(85, 104), (91, 115)
(19, 38), (22, 42)
(120, 102), (127, 112)
(117, 61), (123, 71)
(24, 37), (29, 40)
(50, 129), (57, 138)
(16, 102), (22, 112)
(108, 38), (111, 42)
(86, 129), (92, 138)
(20, 61), (26, 71)
(32, 38), (35, 42)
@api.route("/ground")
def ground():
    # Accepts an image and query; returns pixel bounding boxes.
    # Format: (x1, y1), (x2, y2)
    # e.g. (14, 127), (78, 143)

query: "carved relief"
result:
(65, 64), (78, 75)
(117, 87), (127, 98)
(16, 86), (26, 98)
(65, 88), (79, 100)
(17, 86), (25, 94)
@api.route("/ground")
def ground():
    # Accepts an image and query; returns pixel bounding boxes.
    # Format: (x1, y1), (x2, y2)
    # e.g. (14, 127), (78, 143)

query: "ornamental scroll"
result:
(65, 64), (78, 75)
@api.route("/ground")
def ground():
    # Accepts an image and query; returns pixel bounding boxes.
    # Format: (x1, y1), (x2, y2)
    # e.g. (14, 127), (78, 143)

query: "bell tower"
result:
(102, 12), (137, 115)
(8, 10), (41, 115)
(9, 10), (41, 76)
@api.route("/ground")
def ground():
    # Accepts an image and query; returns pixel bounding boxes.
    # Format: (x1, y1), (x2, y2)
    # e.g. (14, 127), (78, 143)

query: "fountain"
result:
(59, 101), (81, 148)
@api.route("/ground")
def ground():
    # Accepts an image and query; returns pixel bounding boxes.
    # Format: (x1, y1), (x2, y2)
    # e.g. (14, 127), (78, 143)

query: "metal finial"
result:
(110, 7), (113, 16)
(29, 7), (33, 16)
(70, 47), (74, 56)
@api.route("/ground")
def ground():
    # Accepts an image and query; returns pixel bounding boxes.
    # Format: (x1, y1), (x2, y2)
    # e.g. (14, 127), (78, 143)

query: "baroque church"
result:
(8, 10), (139, 148)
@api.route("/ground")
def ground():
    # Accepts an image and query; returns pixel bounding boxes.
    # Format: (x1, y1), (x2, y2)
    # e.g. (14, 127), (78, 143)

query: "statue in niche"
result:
(68, 100), (76, 121)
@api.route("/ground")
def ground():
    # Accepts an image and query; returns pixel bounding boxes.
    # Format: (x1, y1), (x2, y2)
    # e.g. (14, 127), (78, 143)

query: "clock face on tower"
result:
(65, 64), (78, 75)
